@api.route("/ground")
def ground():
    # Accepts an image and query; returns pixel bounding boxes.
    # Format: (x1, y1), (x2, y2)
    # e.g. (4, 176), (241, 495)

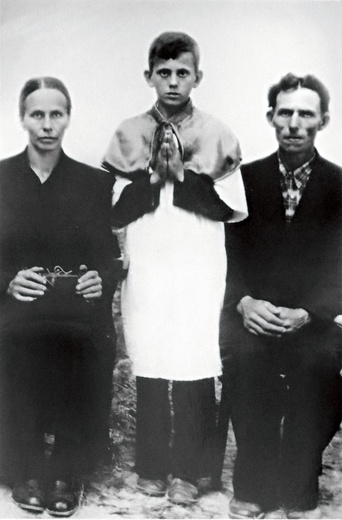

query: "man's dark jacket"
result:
(219, 150), (342, 511)
(223, 151), (342, 345)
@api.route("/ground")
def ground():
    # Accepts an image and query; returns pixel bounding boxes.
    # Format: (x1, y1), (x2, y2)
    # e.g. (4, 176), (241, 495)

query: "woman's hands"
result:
(7, 264), (103, 302)
(76, 265), (102, 300)
(7, 267), (47, 301)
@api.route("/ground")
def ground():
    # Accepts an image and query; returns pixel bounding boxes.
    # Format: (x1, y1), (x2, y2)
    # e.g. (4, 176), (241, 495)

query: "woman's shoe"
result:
(228, 497), (265, 518)
(168, 478), (198, 505)
(46, 479), (83, 517)
(12, 478), (45, 512)
(136, 478), (166, 497)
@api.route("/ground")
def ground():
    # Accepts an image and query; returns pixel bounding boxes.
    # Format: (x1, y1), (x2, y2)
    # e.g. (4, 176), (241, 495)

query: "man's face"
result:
(145, 52), (202, 114)
(267, 87), (329, 156)
(21, 88), (70, 153)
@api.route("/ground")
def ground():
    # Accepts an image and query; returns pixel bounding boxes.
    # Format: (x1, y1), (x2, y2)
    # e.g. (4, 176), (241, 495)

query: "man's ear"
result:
(144, 70), (154, 87)
(193, 70), (203, 89)
(266, 108), (275, 127)
(319, 112), (330, 131)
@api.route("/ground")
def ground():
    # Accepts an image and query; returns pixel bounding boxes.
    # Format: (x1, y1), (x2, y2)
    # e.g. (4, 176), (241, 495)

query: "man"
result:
(221, 73), (342, 519)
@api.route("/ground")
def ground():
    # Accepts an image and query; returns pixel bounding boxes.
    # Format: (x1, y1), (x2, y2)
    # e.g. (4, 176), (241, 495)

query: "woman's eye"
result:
(32, 112), (44, 119)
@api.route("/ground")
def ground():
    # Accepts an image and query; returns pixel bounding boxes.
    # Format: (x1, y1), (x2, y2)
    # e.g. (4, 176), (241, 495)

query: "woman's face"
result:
(21, 88), (70, 153)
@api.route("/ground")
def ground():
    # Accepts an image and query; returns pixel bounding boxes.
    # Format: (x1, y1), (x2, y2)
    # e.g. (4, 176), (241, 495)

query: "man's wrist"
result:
(299, 308), (311, 325)
(237, 295), (252, 315)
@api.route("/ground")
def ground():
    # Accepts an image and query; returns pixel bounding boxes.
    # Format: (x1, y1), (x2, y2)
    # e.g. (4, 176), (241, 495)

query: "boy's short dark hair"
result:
(148, 31), (200, 73)
(268, 73), (330, 114)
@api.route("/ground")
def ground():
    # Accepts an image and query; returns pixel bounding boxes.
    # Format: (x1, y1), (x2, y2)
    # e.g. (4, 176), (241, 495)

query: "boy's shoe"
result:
(46, 479), (83, 517)
(228, 497), (265, 518)
(168, 478), (198, 505)
(136, 478), (166, 497)
(12, 478), (45, 512)
(287, 507), (322, 519)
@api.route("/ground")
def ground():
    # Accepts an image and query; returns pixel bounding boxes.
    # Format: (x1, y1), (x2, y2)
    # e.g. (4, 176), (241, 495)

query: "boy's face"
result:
(145, 52), (202, 113)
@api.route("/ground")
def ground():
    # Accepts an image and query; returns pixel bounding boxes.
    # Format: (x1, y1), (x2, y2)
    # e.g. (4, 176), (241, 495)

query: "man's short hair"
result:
(267, 73), (330, 114)
(148, 31), (200, 73)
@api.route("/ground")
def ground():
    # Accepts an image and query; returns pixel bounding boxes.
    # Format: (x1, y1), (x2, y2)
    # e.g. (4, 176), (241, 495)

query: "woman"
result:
(0, 77), (120, 516)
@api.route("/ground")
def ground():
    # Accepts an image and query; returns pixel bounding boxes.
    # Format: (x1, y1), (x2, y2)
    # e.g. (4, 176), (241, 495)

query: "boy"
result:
(102, 32), (247, 505)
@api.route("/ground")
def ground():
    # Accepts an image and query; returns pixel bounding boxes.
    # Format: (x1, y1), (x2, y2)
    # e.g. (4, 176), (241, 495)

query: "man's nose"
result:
(289, 112), (300, 129)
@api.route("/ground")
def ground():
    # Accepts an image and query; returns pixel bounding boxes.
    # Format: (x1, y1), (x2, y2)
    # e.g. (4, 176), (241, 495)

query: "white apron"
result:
(121, 182), (226, 380)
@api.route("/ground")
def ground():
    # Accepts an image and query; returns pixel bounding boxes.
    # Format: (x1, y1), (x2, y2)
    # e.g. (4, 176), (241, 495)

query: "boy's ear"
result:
(193, 70), (203, 88)
(266, 108), (275, 127)
(144, 70), (154, 87)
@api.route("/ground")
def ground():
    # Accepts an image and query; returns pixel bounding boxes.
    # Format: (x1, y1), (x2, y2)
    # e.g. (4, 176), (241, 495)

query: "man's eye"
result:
(299, 111), (314, 118)
(278, 110), (292, 117)
(51, 112), (62, 118)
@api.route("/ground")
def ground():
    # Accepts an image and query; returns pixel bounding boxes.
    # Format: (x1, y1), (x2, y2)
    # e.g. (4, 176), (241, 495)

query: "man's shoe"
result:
(168, 478), (198, 505)
(136, 478), (166, 497)
(287, 507), (322, 519)
(12, 479), (45, 512)
(46, 479), (83, 517)
(228, 497), (265, 518)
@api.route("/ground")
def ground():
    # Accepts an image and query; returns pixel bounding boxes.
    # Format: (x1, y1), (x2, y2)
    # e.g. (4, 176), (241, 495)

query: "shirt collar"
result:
(149, 98), (193, 125)
(278, 152), (315, 189)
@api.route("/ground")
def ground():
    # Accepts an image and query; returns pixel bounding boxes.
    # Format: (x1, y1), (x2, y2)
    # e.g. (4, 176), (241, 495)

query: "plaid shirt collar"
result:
(278, 152), (315, 190)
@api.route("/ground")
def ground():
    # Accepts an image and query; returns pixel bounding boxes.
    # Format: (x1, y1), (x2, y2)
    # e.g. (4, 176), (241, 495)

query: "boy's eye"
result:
(158, 70), (170, 78)
(178, 70), (189, 78)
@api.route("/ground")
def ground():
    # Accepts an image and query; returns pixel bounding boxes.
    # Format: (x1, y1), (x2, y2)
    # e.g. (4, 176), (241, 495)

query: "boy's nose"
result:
(169, 73), (178, 87)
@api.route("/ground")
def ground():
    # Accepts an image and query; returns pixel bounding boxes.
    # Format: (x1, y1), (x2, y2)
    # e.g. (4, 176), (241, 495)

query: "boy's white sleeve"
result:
(112, 176), (132, 205)
(213, 168), (248, 222)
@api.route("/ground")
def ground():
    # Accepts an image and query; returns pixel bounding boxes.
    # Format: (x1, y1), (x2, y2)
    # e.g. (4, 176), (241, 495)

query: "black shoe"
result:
(46, 479), (83, 517)
(12, 478), (45, 513)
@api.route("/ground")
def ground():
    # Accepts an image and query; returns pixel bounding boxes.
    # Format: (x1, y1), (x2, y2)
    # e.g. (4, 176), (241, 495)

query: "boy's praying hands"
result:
(150, 124), (184, 184)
